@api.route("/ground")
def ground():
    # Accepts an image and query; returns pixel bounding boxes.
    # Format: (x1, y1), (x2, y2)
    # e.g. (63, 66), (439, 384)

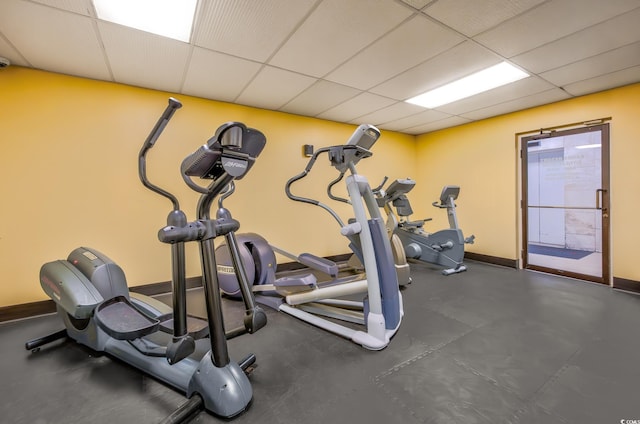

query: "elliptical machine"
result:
(376, 178), (475, 275)
(25, 98), (268, 420)
(216, 124), (404, 350)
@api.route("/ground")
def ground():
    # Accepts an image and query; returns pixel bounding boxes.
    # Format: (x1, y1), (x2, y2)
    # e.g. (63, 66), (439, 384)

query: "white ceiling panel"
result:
(376, 109), (453, 132)
(280, 80), (361, 117)
(540, 42), (640, 87)
(460, 88), (571, 120)
(0, 0), (109, 80)
(0, 35), (28, 67)
(2, 0), (640, 135)
(399, 0), (435, 9)
(512, 7), (640, 74)
(236, 66), (316, 111)
(31, 0), (94, 16)
(474, 0), (640, 58)
(562, 65), (640, 96)
(194, 0), (317, 62)
(182, 47), (262, 103)
(370, 41), (501, 100)
(269, 0), (412, 77)
(317, 93), (397, 122)
(99, 22), (191, 93)
(403, 116), (473, 135)
(434, 76), (555, 115)
(423, 0), (547, 37)
(351, 102), (427, 126)
(326, 14), (465, 90)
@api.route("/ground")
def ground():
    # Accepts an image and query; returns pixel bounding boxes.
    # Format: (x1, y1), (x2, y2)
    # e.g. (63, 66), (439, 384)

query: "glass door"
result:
(522, 124), (610, 284)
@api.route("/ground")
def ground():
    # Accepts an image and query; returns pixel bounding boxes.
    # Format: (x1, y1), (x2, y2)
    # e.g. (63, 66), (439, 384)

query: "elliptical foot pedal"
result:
(158, 315), (209, 339)
(272, 273), (317, 296)
(298, 253), (339, 278)
(95, 296), (159, 340)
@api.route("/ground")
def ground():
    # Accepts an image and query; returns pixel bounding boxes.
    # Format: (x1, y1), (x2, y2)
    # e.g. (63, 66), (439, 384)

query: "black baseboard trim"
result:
(613, 277), (640, 294)
(0, 300), (57, 323)
(1, 253), (513, 323)
(465, 252), (518, 268)
(129, 276), (203, 296)
(0, 277), (204, 323)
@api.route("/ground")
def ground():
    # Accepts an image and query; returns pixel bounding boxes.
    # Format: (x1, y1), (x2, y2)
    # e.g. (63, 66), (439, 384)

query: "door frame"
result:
(517, 120), (611, 285)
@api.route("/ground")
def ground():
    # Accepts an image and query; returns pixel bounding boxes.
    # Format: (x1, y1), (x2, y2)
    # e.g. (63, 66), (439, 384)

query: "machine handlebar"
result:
(285, 144), (373, 228)
(138, 97), (183, 210)
(140, 97), (182, 152)
(372, 176), (389, 194)
(285, 124), (379, 227)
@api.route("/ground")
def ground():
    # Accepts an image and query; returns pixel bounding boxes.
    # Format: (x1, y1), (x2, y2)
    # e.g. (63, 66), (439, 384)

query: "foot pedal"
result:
(95, 296), (159, 340)
(273, 273), (317, 296)
(158, 315), (209, 339)
(298, 253), (338, 278)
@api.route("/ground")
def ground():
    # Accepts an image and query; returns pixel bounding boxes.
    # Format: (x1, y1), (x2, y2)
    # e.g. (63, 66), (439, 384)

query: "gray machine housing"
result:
(40, 246), (253, 417)
(379, 179), (475, 275)
(28, 100), (268, 420)
(216, 124), (404, 350)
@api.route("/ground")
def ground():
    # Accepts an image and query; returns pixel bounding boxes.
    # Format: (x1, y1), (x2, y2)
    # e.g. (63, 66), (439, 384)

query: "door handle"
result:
(596, 189), (604, 209)
(596, 188), (609, 218)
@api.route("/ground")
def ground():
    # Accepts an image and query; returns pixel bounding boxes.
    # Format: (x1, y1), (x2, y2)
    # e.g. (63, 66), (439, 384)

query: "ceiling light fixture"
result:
(93, 0), (197, 42)
(406, 62), (529, 109)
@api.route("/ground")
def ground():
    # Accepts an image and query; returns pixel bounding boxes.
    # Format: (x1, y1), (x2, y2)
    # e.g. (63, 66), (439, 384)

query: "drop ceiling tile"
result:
(31, 0), (94, 16)
(460, 88), (571, 120)
(194, 0), (316, 62)
(403, 116), (473, 135)
(99, 22), (191, 93)
(317, 92), (397, 122)
(540, 42), (640, 87)
(0, 0), (109, 80)
(562, 65), (640, 96)
(182, 47), (262, 103)
(375, 109), (453, 132)
(326, 14), (465, 90)
(434, 76), (556, 115)
(235, 66), (316, 110)
(512, 7), (640, 74)
(350, 101), (426, 126)
(399, 0), (435, 9)
(279, 80), (361, 117)
(269, 0), (413, 77)
(424, 0), (546, 37)
(0, 36), (28, 67)
(370, 41), (501, 100)
(474, 0), (640, 57)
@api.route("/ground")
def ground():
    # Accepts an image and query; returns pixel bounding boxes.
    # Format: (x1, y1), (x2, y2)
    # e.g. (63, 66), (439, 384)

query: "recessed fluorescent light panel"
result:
(93, 0), (197, 42)
(406, 62), (529, 109)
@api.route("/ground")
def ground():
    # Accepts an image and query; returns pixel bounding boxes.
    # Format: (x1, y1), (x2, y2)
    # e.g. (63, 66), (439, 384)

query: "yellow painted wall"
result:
(2, 66), (638, 308)
(414, 82), (640, 282)
(0, 67), (416, 307)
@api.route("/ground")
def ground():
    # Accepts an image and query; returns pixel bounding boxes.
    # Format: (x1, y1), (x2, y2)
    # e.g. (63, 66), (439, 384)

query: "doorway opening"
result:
(520, 123), (610, 284)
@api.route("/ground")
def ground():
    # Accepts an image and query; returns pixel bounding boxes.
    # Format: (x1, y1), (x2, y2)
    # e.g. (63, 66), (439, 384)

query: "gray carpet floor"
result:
(2, 259), (639, 423)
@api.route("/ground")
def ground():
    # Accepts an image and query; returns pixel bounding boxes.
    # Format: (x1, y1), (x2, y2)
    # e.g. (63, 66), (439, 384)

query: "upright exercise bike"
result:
(376, 178), (475, 275)
(25, 98), (268, 420)
(216, 124), (404, 350)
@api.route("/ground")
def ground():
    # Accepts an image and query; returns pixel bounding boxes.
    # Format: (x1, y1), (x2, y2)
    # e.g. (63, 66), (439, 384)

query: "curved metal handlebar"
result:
(138, 97), (183, 210)
(284, 170), (318, 206)
(432, 201), (448, 208)
(285, 145), (374, 227)
(218, 182), (236, 209)
(327, 173), (349, 204)
(181, 165), (211, 194)
(372, 176), (389, 194)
